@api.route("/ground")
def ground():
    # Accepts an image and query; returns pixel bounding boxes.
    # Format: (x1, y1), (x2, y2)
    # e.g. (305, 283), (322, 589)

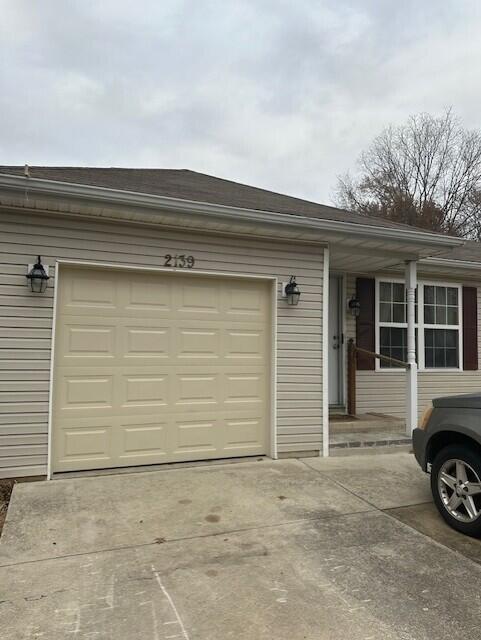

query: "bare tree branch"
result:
(335, 109), (481, 237)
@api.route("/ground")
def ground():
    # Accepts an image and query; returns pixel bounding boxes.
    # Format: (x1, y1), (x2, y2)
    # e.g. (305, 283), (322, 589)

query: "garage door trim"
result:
(47, 259), (277, 478)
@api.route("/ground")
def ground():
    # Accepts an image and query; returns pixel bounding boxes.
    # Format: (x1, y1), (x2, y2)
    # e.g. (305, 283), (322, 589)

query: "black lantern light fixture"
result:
(26, 256), (50, 293)
(284, 276), (301, 306)
(348, 295), (361, 317)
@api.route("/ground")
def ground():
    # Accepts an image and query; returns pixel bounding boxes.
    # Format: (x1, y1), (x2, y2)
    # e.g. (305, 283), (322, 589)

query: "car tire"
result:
(431, 444), (481, 537)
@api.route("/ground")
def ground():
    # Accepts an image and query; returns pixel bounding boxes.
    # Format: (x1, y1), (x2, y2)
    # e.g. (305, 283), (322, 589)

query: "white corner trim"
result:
(322, 247), (330, 457)
(46, 260), (59, 480)
(271, 278), (278, 460)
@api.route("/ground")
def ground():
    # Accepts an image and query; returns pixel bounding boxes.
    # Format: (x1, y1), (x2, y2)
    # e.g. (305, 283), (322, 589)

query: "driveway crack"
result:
(0, 508), (379, 570)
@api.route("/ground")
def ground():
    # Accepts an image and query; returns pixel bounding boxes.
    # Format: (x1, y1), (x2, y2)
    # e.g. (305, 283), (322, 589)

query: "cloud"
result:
(1, 0), (481, 203)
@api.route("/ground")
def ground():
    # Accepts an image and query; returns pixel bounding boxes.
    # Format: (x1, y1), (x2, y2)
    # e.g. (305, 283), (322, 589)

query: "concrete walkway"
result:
(0, 453), (480, 639)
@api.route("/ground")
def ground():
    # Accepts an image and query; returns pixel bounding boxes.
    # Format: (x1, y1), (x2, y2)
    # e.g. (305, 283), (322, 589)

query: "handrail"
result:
(351, 344), (409, 369)
(347, 339), (410, 415)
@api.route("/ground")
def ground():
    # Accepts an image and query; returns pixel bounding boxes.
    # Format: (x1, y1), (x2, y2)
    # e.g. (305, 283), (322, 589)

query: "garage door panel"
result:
(122, 325), (171, 360)
(224, 372), (265, 407)
(225, 281), (269, 318)
(176, 328), (221, 360)
(63, 427), (110, 458)
(118, 417), (169, 464)
(64, 325), (116, 359)
(172, 417), (218, 456)
(122, 276), (173, 314)
(121, 374), (169, 410)
(224, 416), (265, 451)
(174, 373), (219, 409)
(53, 268), (270, 472)
(60, 374), (114, 412)
(224, 328), (265, 360)
(176, 281), (221, 316)
(56, 317), (120, 368)
(60, 269), (119, 314)
(52, 416), (115, 472)
(70, 278), (116, 309)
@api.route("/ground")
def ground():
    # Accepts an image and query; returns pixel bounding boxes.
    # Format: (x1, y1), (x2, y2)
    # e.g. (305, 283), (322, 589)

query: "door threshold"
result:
(329, 405), (347, 416)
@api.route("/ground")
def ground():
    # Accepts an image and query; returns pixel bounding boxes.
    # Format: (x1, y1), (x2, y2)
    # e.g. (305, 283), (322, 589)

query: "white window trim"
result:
(375, 277), (463, 373)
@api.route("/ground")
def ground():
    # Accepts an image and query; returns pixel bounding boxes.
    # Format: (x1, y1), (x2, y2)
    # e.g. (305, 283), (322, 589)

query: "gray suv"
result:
(413, 392), (481, 537)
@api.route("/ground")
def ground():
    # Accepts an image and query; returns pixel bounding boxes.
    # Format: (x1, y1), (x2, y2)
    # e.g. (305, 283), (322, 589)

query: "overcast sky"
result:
(1, 1), (481, 204)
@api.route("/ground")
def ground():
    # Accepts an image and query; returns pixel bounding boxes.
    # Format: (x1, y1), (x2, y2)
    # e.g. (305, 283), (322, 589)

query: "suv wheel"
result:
(431, 444), (481, 537)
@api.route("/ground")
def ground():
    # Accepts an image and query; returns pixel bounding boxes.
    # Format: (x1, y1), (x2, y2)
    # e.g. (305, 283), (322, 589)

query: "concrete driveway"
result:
(1, 453), (480, 639)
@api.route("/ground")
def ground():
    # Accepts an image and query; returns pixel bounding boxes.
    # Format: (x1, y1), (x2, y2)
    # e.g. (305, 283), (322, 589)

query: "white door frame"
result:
(328, 272), (346, 409)
(47, 259), (278, 479)
(340, 273), (348, 410)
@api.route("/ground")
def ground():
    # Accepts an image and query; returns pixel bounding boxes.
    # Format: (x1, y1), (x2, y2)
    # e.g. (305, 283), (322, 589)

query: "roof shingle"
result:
(2, 165), (480, 263)
(0, 165), (415, 231)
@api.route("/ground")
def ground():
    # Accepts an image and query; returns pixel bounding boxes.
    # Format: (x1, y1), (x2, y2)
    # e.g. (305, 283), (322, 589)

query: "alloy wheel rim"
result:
(437, 458), (481, 523)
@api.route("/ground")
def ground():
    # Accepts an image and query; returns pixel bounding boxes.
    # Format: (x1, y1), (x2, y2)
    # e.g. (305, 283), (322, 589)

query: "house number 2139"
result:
(164, 254), (195, 268)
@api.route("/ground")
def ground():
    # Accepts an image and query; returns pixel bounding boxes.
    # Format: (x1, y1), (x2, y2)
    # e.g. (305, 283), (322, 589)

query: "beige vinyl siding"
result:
(346, 274), (481, 420)
(0, 210), (324, 477)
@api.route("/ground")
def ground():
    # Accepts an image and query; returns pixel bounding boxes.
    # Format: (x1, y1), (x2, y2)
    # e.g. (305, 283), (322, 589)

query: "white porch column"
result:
(405, 260), (418, 435)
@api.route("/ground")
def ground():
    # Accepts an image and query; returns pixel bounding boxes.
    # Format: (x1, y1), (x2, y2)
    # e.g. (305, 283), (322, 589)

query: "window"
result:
(424, 328), (459, 368)
(423, 285), (460, 369)
(379, 327), (408, 366)
(378, 281), (417, 368)
(379, 281), (407, 323)
(377, 280), (461, 370)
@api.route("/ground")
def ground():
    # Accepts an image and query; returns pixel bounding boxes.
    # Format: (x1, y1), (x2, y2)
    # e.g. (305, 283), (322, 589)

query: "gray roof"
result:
(1, 165), (479, 264)
(0, 165), (414, 231)
(438, 240), (481, 264)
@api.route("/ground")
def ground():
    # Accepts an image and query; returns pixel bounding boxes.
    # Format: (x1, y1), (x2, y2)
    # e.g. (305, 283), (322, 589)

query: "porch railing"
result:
(347, 339), (409, 416)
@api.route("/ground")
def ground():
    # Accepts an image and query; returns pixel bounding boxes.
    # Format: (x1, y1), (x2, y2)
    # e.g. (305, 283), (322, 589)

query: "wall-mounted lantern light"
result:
(282, 276), (301, 306)
(26, 256), (50, 293)
(348, 295), (361, 317)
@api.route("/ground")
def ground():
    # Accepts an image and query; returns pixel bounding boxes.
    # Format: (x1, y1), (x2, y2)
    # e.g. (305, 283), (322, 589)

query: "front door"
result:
(328, 275), (343, 406)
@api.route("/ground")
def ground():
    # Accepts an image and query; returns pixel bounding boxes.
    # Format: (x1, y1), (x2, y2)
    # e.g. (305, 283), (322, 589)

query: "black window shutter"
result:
(356, 278), (375, 370)
(463, 286), (478, 371)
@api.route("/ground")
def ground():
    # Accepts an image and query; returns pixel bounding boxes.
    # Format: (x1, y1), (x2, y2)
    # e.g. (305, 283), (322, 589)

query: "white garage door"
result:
(52, 266), (271, 472)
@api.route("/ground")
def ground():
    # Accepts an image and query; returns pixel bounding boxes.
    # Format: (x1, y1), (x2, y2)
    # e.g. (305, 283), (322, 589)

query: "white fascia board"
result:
(0, 172), (466, 250)
(420, 256), (481, 271)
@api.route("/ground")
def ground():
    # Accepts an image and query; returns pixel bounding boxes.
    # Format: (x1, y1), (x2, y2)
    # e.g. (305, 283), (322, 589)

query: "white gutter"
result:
(420, 256), (481, 271)
(0, 172), (466, 249)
